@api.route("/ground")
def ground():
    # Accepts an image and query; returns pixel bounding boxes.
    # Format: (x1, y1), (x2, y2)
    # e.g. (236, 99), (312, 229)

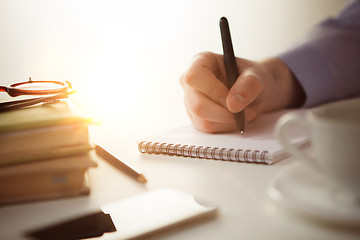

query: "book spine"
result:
(0, 144), (94, 167)
(138, 141), (270, 164)
(0, 169), (90, 205)
(0, 123), (89, 154)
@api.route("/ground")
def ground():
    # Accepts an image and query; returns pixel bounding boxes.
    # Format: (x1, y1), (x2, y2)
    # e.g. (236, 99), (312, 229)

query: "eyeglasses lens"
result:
(14, 82), (63, 91)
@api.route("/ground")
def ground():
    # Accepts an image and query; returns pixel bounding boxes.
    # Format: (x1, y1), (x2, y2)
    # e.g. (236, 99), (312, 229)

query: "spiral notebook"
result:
(138, 110), (310, 164)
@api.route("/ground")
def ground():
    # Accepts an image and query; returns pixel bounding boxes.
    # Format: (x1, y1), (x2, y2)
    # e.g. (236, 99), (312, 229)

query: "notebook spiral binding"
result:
(138, 141), (269, 163)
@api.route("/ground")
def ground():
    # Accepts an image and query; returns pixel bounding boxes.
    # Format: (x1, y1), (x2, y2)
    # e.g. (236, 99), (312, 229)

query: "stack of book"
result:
(0, 100), (97, 205)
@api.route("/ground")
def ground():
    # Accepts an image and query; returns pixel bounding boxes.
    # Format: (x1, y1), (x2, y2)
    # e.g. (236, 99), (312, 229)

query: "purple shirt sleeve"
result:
(278, 0), (360, 108)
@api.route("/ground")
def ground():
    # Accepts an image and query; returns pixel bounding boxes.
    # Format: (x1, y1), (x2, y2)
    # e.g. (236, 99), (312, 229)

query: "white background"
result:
(0, 0), (346, 134)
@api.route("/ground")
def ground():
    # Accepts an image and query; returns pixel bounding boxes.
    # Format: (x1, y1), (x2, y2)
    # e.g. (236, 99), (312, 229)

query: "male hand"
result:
(180, 52), (305, 133)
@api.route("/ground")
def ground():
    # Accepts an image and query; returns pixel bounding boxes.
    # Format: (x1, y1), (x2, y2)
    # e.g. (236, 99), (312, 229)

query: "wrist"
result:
(262, 58), (305, 109)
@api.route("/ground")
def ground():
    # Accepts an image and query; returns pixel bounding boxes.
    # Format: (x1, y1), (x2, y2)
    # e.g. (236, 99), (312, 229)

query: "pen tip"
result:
(240, 130), (244, 135)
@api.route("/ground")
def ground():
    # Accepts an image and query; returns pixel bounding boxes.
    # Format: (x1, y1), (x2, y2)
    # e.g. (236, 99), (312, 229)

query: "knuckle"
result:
(206, 85), (217, 99)
(183, 69), (198, 87)
(247, 74), (263, 93)
(193, 51), (214, 61)
(196, 120), (217, 134)
(189, 99), (206, 119)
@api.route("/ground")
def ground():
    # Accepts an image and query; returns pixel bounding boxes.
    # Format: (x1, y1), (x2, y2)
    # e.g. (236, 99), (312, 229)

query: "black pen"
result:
(220, 17), (245, 134)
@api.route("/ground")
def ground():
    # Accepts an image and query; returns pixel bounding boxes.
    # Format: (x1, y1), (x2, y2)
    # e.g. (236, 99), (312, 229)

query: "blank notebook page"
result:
(138, 110), (310, 164)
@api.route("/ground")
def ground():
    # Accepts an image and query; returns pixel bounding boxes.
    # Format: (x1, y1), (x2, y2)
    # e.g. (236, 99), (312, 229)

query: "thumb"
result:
(226, 69), (263, 113)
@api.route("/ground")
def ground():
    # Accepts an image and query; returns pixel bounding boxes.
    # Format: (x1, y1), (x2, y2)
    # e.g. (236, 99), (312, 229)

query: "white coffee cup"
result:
(275, 98), (360, 198)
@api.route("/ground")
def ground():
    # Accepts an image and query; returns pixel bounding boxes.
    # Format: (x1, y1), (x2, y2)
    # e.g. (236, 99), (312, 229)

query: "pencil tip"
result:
(137, 174), (148, 184)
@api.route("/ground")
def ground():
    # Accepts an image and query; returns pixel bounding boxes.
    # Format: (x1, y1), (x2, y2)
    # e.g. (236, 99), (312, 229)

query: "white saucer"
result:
(268, 162), (360, 226)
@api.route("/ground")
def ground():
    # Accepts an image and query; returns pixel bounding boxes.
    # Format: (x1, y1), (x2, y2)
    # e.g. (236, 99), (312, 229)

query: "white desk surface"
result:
(1, 120), (360, 240)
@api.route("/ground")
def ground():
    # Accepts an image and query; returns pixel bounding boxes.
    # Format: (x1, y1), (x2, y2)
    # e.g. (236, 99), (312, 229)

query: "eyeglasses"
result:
(0, 77), (72, 97)
(0, 77), (74, 112)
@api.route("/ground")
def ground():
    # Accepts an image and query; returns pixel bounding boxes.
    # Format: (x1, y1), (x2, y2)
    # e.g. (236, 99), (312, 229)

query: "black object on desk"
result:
(25, 211), (116, 240)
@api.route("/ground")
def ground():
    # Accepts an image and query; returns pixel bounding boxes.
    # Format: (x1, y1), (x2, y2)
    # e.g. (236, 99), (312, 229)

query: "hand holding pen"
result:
(180, 18), (305, 134)
(220, 17), (245, 133)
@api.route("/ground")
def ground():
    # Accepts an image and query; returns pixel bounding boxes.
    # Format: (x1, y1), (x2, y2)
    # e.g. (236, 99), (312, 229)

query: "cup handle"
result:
(275, 112), (316, 167)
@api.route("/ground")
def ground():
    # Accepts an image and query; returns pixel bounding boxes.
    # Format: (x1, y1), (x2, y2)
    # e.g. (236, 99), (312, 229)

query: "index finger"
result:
(181, 52), (229, 107)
